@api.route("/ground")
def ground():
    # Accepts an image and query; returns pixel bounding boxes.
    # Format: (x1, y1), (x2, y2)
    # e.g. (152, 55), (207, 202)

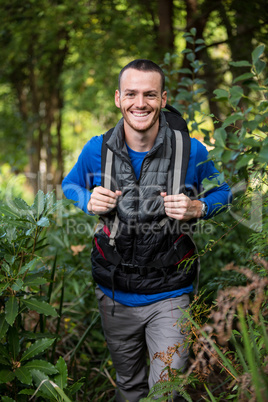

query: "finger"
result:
(92, 191), (118, 204)
(165, 210), (189, 221)
(163, 200), (185, 209)
(94, 186), (119, 199)
(163, 193), (186, 202)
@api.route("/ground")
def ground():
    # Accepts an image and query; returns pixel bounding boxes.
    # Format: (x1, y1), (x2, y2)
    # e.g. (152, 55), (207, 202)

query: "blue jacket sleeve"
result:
(62, 135), (103, 214)
(192, 139), (232, 219)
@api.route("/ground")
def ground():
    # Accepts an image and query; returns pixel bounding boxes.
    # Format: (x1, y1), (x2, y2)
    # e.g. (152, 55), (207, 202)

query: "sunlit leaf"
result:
(37, 217), (50, 227)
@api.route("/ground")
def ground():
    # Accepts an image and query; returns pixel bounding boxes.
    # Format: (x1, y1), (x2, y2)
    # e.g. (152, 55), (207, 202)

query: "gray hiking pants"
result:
(95, 287), (190, 402)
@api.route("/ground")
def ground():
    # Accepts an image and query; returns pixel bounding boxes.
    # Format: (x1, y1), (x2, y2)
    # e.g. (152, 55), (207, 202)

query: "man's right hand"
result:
(87, 186), (122, 215)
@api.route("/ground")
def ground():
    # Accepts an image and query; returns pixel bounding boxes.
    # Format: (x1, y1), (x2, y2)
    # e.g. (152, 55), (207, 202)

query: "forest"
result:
(0, 0), (267, 401)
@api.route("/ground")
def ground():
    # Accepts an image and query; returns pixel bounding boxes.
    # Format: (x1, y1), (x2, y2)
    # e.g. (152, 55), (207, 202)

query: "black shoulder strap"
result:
(101, 128), (115, 191)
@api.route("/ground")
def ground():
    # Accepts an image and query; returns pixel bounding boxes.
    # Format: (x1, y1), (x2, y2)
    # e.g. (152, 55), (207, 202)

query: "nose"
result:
(135, 94), (146, 108)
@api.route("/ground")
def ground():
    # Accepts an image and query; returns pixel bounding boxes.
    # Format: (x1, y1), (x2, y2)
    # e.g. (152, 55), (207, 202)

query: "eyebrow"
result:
(123, 89), (158, 94)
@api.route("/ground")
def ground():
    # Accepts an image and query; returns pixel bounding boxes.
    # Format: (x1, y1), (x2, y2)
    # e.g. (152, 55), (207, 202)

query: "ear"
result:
(115, 89), (121, 109)
(161, 91), (167, 108)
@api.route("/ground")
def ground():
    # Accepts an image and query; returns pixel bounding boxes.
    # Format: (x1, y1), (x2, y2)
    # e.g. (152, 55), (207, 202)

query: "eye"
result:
(147, 93), (157, 98)
(126, 93), (135, 98)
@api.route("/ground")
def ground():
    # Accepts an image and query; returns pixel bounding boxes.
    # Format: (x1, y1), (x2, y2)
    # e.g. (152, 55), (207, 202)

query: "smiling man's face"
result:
(115, 68), (167, 135)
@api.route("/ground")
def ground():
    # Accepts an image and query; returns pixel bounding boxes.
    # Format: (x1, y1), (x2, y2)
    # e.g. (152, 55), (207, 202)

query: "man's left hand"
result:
(160, 192), (203, 221)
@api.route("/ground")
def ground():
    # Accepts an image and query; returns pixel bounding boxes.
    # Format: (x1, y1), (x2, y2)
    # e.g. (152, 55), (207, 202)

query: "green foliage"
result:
(0, 191), (83, 400)
(209, 44), (267, 185)
(149, 37), (268, 402)
(162, 30), (207, 134)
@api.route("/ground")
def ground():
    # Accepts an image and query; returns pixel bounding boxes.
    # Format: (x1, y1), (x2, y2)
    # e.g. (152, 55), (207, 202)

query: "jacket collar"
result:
(106, 111), (170, 157)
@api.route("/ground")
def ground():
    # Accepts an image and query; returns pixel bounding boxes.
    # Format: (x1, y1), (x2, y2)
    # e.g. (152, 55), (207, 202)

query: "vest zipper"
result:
(112, 144), (163, 267)
(131, 153), (151, 266)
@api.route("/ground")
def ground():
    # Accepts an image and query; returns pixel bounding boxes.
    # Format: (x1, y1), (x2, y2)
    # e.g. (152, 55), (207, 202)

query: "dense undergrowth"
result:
(0, 32), (267, 401)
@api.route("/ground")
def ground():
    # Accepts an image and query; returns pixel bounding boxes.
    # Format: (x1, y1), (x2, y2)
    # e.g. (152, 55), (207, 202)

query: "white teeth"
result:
(132, 112), (149, 117)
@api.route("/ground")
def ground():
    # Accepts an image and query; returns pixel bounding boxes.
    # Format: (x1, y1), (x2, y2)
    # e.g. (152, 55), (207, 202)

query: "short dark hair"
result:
(118, 59), (165, 93)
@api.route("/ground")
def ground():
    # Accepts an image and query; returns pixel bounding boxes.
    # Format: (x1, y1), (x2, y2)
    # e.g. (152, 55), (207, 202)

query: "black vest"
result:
(91, 112), (197, 294)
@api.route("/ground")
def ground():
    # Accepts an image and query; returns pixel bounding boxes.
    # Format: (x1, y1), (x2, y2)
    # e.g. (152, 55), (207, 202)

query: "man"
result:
(62, 59), (231, 401)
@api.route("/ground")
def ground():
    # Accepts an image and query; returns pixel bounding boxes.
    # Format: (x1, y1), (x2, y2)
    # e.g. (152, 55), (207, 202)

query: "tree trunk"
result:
(157, 0), (174, 59)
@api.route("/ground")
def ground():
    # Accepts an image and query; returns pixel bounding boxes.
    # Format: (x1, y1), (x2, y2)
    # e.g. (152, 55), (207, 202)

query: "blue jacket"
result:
(62, 132), (232, 306)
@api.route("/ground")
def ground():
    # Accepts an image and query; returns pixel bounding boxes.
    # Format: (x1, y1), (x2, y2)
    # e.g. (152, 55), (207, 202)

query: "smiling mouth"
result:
(131, 111), (150, 117)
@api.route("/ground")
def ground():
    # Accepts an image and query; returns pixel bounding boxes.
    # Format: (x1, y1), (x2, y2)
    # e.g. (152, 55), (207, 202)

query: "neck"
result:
(124, 121), (159, 152)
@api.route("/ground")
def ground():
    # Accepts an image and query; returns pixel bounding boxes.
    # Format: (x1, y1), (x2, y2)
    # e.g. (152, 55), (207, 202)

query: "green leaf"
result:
(23, 299), (58, 317)
(19, 257), (39, 275)
(31, 369), (58, 399)
(12, 199), (34, 222)
(11, 278), (24, 292)
(204, 384), (218, 401)
(5, 296), (18, 326)
(213, 128), (227, 148)
(46, 199), (72, 215)
(15, 366), (32, 385)
(1, 261), (10, 275)
(0, 283), (9, 296)
(255, 59), (266, 75)
(37, 217), (50, 227)
(54, 356), (68, 389)
(252, 44), (265, 65)
(185, 36), (194, 44)
(178, 68), (192, 74)
(32, 190), (45, 220)
(257, 145), (268, 162)
(230, 85), (243, 105)
(1, 397), (16, 402)
(186, 52), (195, 62)
(233, 72), (254, 83)
(229, 60), (252, 67)
(68, 378), (85, 395)
(0, 344), (12, 361)
(21, 331), (55, 341)
(0, 204), (22, 219)
(242, 137), (261, 147)
(7, 327), (20, 360)
(53, 384), (73, 402)
(190, 27), (196, 36)
(221, 150), (233, 164)
(0, 369), (15, 384)
(20, 338), (55, 362)
(4, 254), (15, 265)
(213, 88), (229, 100)
(0, 355), (10, 366)
(23, 277), (47, 288)
(222, 113), (243, 128)
(25, 359), (58, 375)
(0, 314), (9, 340)
(235, 154), (253, 169)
